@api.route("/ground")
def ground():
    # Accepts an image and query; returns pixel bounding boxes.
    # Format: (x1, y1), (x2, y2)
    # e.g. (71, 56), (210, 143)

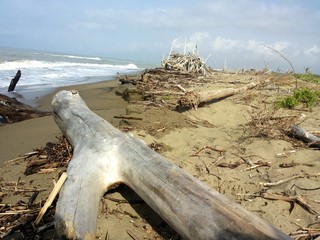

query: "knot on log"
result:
(52, 90), (84, 109)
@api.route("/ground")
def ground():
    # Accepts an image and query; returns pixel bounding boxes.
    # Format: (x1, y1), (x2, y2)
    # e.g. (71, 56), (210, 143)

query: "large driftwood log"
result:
(52, 90), (290, 240)
(178, 76), (271, 109)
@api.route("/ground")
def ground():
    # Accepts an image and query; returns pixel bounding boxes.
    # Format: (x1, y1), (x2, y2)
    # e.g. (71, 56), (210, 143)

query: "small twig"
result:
(157, 127), (166, 132)
(36, 221), (55, 233)
(176, 84), (187, 93)
(260, 43), (296, 88)
(28, 191), (39, 208)
(114, 115), (143, 121)
(292, 184), (320, 191)
(217, 161), (243, 169)
(209, 155), (225, 167)
(198, 158), (211, 174)
(0, 209), (39, 215)
(104, 196), (144, 204)
(1, 187), (47, 193)
(241, 161), (271, 172)
(191, 146), (225, 156)
(279, 161), (314, 168)
(240, 157), (255, 167)
(127, 230), (139, 240)
(104, 196), (129, 204)
(263, 192), (319, 215)
(4, 151), (39, 164)
(38, 168), (57, 174)
(260, 173), (320, 187)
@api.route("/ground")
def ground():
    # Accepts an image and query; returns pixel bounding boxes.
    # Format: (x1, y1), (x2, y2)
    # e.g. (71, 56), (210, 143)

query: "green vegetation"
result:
(275, 88), (320, 109)
(294, 71), (320, 83)
(161, 95), (171, 101)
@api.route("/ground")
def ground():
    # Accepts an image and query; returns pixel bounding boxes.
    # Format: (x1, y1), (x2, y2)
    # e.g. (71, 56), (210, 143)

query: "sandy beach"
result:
(1, 71), (319, 239)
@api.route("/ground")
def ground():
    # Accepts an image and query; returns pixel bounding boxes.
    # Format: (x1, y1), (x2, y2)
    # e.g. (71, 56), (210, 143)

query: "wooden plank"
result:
(52, 90), (291, 240)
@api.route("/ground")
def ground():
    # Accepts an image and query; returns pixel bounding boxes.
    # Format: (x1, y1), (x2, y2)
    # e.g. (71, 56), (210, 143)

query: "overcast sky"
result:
(0, 0), (319, 73)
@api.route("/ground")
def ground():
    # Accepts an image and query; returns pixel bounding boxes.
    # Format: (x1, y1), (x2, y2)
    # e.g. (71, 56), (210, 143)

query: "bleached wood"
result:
(52, 90), (290, 240)
(291, 124), (320, 143)
(179, 76), (271, 109)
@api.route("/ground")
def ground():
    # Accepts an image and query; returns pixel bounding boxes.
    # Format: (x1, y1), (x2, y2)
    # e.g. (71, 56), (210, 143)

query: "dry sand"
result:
(0, 72), (319, 239)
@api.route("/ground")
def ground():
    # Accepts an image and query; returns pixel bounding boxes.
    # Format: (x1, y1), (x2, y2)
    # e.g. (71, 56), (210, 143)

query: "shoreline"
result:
(0, 69), (146, 108)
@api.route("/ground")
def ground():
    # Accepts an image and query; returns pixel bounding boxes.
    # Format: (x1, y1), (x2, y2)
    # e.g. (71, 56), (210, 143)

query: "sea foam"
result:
(0, 48), (143, 89)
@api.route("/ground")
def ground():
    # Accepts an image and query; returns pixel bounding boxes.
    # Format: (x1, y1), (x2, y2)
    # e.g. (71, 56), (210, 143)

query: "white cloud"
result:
(212, 36), (241, 50)
(271, 41), (291, 52)
(166, 32), (319, 73)
(304, 45), (320, 57)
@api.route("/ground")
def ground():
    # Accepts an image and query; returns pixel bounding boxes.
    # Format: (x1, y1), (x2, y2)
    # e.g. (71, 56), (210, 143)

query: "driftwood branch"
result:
(262, 192), (319, 215)
(260, 173), (320, 187)
(291, 125), (320, 148)
(52, 90), (290, 240)
(178, 76), (271, 109)
(8, 70), (21, 92)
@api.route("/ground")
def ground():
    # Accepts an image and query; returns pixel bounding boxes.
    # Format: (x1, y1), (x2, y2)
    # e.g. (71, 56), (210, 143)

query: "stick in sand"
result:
(34, 172), (67, 226)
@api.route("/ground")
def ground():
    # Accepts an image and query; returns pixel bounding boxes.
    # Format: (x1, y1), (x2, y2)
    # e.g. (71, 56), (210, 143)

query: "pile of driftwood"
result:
(119, 69), (272, 111)
(0, 137), (72, 239)
(161, 52), (211, 75)
(24, 136), (73, 175)
(0, 174), (55, 239)
(0, 94), (50, 124)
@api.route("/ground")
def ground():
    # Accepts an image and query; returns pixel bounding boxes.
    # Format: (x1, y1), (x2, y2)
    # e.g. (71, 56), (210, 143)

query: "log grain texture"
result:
(52, 90), (291, 240)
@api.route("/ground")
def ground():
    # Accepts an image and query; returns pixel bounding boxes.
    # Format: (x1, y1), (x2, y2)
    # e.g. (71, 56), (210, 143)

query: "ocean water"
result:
(0, 47), (151, 104)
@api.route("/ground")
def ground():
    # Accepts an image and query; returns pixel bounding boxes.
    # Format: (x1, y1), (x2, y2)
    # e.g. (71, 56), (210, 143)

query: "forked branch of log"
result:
(52, 90), (290, 240)
(178, 76), (272, 110)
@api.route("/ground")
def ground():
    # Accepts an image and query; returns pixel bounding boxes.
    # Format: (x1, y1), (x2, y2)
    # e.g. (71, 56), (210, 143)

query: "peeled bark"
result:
(52, 90), (290, 240)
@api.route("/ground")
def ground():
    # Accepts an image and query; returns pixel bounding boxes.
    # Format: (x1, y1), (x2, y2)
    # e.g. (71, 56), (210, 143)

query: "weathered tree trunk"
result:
(178, 77), (271, 109)
(52, 90), (290, 240)
(8, 70), (21, 92)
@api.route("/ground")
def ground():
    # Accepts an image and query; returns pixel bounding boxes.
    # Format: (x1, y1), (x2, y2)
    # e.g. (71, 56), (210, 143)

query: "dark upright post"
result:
(8, 70), (21, 92)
